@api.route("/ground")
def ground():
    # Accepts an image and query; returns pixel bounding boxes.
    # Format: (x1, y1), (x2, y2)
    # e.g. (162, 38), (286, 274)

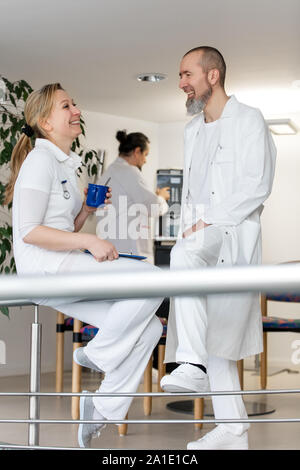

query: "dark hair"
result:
(116, 130), (150, 156)
(184, 46), (226, 88)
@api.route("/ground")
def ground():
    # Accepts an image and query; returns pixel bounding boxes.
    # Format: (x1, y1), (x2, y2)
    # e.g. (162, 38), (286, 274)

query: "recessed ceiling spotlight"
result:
(137, 73), (167, 83)
(291, 80), (300, 89)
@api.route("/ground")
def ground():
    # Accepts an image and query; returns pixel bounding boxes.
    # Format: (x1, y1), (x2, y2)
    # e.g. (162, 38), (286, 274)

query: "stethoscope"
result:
(61, 180), (70, 199)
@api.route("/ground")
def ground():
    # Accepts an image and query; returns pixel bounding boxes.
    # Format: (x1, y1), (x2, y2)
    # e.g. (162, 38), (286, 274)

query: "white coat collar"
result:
(186, 95), (239, 129)
(220, 95), (239, 119)
(35, 138), (82, 170)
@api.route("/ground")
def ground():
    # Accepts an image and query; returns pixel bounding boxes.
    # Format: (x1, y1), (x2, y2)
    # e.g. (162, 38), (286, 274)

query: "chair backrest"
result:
(265, 293), (300, 303)
(263, 260), (300, 303)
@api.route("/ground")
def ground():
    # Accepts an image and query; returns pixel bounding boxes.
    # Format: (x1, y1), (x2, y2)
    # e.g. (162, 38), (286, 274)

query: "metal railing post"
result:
(28, 305), (41, 447)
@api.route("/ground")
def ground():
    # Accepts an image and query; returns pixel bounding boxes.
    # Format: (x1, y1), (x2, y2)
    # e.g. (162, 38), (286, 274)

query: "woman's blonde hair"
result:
(4, 83), (64, 205)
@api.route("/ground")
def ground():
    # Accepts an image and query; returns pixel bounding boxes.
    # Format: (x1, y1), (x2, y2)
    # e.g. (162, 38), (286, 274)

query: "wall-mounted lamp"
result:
(266, 119), (298, 135)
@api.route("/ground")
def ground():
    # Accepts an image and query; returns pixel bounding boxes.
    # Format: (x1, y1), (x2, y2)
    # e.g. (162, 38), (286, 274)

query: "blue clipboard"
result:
(118, 253), (147, 260)
(84, 250), (146, 260)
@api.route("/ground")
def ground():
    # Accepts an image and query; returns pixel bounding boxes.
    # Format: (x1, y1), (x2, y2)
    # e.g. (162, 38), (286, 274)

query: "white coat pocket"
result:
(213, 148), (235, 195)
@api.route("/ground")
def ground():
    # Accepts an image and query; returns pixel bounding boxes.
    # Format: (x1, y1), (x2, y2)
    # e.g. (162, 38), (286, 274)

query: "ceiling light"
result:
(266, 119), (298, 135)
(291, 80), (300, 89)
(137, 73), (167, 83)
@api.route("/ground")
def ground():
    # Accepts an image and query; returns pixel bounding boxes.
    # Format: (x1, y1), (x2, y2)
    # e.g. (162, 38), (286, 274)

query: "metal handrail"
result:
(1, 418), (300, 425)
(0, 389), (300, 397)
(0, 263), (300, 302)
(1, 263), (300, 450)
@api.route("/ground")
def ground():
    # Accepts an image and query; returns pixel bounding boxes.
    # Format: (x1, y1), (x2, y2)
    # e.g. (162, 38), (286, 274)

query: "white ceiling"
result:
(1, 0), (300, 122)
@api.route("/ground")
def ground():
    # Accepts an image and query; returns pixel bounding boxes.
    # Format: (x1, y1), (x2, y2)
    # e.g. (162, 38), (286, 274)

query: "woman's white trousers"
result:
(39, 252), (163, 420)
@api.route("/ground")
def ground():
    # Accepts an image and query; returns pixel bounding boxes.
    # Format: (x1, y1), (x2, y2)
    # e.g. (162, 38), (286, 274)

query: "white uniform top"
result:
(12, 138), (83, 275)
(184, 119), (219, 230)
(97, 157), (168, 261)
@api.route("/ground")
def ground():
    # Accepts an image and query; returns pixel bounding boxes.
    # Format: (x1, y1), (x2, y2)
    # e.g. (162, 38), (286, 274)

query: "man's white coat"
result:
(165, 96), (276, 361)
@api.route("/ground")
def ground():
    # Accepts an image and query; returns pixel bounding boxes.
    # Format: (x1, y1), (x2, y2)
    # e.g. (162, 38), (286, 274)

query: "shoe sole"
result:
(160, 378), (209, 394)
(161, 383), (202, 393)
(78, 393), (88, 448)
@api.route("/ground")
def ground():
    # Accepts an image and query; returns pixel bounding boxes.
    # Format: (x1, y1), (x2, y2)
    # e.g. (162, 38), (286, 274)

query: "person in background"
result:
(160, 46), (276, 450)
(6, 83), (163, 448)
(98, 130), (170, 263)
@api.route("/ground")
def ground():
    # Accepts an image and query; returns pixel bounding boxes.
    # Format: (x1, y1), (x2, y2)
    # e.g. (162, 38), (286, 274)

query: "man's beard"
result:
(186, 86), (212, 116)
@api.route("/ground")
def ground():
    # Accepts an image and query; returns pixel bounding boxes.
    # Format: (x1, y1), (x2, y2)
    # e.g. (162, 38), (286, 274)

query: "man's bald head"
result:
(183, 46), (226, 88)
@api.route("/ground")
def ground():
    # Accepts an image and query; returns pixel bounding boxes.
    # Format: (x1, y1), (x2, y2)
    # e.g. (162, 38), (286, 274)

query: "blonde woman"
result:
(6, 83), (163, 448)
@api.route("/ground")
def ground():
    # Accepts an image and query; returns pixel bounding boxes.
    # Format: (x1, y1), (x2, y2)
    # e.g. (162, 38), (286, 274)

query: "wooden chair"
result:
(55, 313), (86, 419)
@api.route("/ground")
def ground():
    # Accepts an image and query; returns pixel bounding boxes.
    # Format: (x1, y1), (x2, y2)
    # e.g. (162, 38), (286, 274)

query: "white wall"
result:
(0, 305), (67, 377)
(79, 109), (159, 186)
(157, 121), (186, 170)
(0, 110), (158, 377)
(77, 110), (159, 233)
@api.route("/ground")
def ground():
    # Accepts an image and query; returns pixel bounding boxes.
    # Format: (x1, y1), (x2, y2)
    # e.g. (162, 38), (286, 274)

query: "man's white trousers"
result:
(170, 226), (249, 435)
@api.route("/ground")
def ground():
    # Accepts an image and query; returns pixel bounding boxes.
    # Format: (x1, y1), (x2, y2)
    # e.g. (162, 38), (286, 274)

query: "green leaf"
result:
(22, 90), (29, 101)
(9, 93), (16, 107)
(2, 78), (12, 93)
(83, 152), (89, 163)
(15, 86), (22, 100)
(0, 306), (9, 318)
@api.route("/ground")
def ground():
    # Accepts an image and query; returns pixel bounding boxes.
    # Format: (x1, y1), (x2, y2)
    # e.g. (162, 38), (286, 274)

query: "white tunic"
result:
(12, 138), (83, 275)
(97, 157), (168, 261)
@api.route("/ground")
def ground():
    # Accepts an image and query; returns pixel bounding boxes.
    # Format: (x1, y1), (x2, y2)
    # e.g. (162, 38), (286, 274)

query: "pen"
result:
(104, 177), (111, 186)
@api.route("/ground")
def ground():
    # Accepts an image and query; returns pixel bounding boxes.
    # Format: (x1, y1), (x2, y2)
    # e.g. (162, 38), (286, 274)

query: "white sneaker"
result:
(187, 425), (249, 450)
(160, 363), (209, 393)
(78, 391), (106, 448)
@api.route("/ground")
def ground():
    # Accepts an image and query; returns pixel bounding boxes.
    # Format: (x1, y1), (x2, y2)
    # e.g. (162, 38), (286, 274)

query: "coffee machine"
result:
(155, 168), (183, 266)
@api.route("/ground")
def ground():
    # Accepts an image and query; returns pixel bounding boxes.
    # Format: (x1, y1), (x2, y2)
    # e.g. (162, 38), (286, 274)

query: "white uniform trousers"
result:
(170, 226), (249, 435)
(40, 252), (163, 420)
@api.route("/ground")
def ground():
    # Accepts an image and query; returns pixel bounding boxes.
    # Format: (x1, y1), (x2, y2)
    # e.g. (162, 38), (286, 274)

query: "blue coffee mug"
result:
(86, 183), (109, 207)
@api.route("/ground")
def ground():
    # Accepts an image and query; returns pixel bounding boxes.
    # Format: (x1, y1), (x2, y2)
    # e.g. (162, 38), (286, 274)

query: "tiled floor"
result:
(0, 365), (299, 450)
